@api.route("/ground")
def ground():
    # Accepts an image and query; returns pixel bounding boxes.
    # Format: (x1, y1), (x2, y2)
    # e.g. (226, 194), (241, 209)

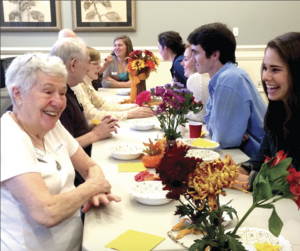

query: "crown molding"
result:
(1, 45), (266, 59)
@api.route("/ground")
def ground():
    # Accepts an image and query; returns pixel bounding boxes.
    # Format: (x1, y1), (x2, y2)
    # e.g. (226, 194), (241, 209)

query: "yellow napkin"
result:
(105, 229), (165, 251)
(191, 138), (219, 147)
(254, 242), (281, 251)
(118, 163), (147, 172)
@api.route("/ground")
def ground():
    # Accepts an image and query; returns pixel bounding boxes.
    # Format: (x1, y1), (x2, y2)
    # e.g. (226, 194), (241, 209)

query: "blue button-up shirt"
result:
(204, 62), (267, 158)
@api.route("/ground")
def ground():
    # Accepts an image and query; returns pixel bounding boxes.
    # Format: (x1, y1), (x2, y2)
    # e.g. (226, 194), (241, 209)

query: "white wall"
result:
(0, 45), (268, 116)
(1, 1), (300, 47)
(5, 0), (296, 115)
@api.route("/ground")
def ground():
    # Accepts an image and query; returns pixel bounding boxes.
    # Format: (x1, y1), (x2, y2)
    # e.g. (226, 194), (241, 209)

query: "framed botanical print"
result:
(0, 0), (62, 32)
(72, 0), (136, 32)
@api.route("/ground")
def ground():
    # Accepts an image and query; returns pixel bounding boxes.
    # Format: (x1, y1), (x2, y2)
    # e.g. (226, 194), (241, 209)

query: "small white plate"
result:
(128, 181), (172, 205)
(108, 144), (143, 160)
(118, 88), (131, 95)
(226, 227), (292, 251)
(129, 119), (157, 131)
(183, 138), (220, 150)
(185, 149), (220, 162)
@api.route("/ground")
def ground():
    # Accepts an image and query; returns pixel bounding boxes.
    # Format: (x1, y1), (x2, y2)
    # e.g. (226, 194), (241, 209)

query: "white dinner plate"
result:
(226, 227), (292, 251)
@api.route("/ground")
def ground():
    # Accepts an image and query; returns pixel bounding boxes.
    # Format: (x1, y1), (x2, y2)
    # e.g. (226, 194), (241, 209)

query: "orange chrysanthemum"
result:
(187, 154), (249, 212)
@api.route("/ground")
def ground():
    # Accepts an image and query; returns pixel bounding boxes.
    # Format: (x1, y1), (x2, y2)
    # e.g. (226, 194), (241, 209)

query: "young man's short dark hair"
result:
(188, 22), (236, 65)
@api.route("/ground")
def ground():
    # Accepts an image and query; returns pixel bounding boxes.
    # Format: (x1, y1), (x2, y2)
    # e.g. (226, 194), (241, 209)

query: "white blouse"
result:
(1, 112), (82, 251)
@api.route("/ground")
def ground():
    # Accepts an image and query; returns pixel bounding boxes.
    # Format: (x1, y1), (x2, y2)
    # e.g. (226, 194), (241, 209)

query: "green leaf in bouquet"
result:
(254, 175), (273, 202)
(221, 205), (238, 221)
(175, 204), (193, 217)
(226, 233), (247, 251)
(205, 224), (218, 238)
(216, 234), (227, 248)
(267, 158), (292, 181)
(256, 204), (283, 237)
(270, 178), (287, 191)
(189, 240), (208, 251)
(272, 191), (294, 202)
(208, 209), (218, 224)
(195, 213), (211, 225)
(269, 206), (283, 237)
(252, 162), (270, 202)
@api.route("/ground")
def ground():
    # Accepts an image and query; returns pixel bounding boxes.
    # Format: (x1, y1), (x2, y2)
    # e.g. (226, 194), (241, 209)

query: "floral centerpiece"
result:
(127, 50), (159, 102)
(155, 145), (300, 251)
(136, 83), (203, 149)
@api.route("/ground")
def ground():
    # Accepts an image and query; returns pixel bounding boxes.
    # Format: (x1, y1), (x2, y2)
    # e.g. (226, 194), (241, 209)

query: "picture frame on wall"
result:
(72, 0), (136, 32)
(0, 0), (61, 32)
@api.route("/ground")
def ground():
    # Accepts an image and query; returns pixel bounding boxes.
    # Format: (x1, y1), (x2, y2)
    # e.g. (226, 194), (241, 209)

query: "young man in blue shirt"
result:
(188, 23), (267, 158)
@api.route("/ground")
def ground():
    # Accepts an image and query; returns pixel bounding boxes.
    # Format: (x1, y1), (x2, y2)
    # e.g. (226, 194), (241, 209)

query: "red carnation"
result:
(136, 91), (151, 106)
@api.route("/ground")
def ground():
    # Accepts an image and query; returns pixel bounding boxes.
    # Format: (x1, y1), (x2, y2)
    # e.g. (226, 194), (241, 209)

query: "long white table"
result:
(82, 89), (300, 251)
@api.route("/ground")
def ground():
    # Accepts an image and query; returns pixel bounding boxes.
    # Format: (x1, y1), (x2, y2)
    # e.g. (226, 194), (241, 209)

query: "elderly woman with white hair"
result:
(1, 53), (121, 251)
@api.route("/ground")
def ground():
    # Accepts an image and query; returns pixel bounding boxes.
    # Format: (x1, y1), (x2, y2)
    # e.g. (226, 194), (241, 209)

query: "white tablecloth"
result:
(82, 88), (300, 251)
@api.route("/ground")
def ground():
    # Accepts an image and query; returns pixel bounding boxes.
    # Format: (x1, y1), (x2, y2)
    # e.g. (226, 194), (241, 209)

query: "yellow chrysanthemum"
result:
(187, 154), (248, 212)
(131, 59), (145, 71)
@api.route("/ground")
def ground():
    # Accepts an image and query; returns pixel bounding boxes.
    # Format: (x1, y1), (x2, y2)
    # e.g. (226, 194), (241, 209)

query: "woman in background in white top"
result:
(181, 45), (210, 123)
(1, 53), (120, 251)
(72, 47), (153, 122)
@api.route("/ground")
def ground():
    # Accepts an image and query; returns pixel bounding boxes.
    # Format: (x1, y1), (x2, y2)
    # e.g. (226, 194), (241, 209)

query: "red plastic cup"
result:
(189, 122), (203, 138)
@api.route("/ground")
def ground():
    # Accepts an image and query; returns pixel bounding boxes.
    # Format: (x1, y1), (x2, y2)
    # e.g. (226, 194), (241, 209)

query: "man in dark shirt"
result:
(50, 37), (119, 186)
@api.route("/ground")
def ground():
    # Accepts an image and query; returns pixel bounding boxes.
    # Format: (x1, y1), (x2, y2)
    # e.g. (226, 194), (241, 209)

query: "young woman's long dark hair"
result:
(263, 32), (300, 156)
(158, 31), (185, 55)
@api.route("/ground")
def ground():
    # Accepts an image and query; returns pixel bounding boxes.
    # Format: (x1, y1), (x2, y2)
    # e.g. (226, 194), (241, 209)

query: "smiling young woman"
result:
(101, 35), (134, 88)
(238, 32), (300, 190)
